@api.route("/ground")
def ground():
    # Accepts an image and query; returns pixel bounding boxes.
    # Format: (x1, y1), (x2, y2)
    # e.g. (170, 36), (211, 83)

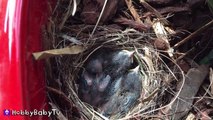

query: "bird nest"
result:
(38, 1), (185, 120)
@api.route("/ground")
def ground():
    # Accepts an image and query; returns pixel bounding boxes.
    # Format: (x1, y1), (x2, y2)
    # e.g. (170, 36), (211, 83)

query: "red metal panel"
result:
(0, 0), (51, 119)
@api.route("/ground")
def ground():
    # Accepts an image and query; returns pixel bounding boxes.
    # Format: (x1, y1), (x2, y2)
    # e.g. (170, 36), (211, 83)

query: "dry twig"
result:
(173, 20), (213, 49)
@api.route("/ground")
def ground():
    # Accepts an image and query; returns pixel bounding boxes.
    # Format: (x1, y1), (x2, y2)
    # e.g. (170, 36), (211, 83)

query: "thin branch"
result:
(139, 0), (169, 25)
(173, 20), (213, 49)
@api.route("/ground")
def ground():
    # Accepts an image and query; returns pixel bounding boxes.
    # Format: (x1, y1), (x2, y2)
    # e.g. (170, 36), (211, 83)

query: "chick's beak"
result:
(84, 71), (93, 86)
(130, 65), (140, 72)
(128, 51), (135, 63)
(127, 51), (135, 57)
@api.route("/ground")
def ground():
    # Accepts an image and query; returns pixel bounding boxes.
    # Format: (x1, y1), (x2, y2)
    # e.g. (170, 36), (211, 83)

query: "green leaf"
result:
(199, 49), (213, 65)
(207, 0), (213, 14)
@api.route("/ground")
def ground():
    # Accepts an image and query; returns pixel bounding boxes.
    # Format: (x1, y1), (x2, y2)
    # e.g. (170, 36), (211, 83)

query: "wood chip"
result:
(186, 112), (195, 120)
(125, 0), (143, 23)
(152, 20), (173, 57)
(166, 65), (209, 120)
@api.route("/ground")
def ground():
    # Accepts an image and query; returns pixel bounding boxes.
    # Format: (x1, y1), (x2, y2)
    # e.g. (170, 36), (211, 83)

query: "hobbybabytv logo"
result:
(3, 109), (60, 117)
(3, 109), (10, 116)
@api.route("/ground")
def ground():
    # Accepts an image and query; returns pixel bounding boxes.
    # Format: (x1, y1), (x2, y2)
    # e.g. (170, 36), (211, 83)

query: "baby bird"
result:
(121, 66), (141, 95)
(78, 49), (119, 106)
(86, 58), (103, 75)
(106, 76), (122, 97)
(101, 66), (142, 118)
(81, 49), (110, 87)
(79, 49), (135, 108)
(78, 54), (104, 103)
(83, 58), (103, 86)
(97, 74), (111, 92)
(78, 56), (111, 107)
(105, 50), (135, 78)
(79, 73), (112, 106)
(89, 74), (112, 107)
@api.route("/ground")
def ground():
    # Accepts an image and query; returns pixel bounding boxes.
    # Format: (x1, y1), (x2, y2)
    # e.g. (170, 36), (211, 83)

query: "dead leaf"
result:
(114, 17), (150, 31)
(140, 0), (170, 25)
(32, 45), (85, 60)
(125, 0), (142, 23)
(152, 20), (173, 57)
(81, 0), (122, 24)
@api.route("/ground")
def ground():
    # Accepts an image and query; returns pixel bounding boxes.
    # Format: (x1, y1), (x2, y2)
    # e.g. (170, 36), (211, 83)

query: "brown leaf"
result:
(114, 17), (150, 31)
(81, 0), (122, 24)
(140, 0), (170, 25)
(125, 0), (142, 23)
(32, 45), (85, 60)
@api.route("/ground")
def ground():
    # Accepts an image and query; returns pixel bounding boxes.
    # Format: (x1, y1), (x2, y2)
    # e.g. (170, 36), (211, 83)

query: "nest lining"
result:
(45, 26), (183, 119)
(43, 1), (185, 120)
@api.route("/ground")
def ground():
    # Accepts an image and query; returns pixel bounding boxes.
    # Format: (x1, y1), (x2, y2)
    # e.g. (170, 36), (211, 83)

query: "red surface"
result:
(0, 0), (50, 119)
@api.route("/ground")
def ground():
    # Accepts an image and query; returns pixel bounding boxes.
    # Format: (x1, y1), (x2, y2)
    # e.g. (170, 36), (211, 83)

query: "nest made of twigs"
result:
(43, 1), (185, 120)
(45, 28), (184, 120)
